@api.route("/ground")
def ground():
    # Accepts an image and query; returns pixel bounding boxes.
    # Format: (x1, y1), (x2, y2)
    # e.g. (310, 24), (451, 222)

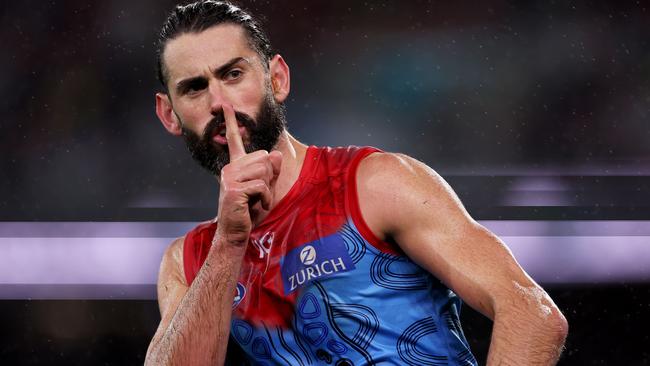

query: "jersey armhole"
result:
(182, 220), (218, 286)
(345, 148), (403, 256)
(182, 234), (194, 286)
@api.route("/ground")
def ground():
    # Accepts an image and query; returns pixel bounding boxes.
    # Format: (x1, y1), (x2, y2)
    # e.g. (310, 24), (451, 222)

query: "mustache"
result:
(202, 109), (257, 141)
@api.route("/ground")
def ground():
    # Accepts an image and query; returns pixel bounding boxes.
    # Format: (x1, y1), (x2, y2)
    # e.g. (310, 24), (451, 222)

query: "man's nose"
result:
(207, 81), (230, 113)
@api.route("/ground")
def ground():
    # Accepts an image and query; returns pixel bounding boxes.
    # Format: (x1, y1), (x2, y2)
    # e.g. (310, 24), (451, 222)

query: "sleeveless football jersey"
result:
(183, 145), (477, 366)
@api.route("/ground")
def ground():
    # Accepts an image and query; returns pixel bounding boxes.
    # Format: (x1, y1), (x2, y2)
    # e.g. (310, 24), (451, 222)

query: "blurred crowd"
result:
(2, 0), (649, 218)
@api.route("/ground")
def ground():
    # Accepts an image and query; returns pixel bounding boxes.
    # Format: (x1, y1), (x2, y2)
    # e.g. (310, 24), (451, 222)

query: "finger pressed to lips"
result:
(223, 104), (246, 161)
(212, 124), (248, 146)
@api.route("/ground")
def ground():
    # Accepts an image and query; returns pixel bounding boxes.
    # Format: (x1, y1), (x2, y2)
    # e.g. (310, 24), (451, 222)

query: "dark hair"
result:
(156, 0), (273, 90)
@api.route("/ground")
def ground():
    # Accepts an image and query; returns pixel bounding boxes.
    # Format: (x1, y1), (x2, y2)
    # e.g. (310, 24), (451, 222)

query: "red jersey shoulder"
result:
(312, 145), (381, 180)
(321, 145), (380, 167)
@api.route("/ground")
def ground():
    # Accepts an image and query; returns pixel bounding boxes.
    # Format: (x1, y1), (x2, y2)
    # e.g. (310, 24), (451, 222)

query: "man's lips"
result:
(211, 124), (248, 145)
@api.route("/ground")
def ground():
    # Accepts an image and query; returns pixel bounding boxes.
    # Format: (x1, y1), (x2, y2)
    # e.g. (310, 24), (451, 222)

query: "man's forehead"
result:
(163, 23), (257, 82)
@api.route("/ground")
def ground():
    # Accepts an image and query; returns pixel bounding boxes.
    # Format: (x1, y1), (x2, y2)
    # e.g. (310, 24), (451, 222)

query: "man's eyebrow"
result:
(213, 56), (250, 76)
(174, 57), (251, 93)
(175, 76), (205, 94)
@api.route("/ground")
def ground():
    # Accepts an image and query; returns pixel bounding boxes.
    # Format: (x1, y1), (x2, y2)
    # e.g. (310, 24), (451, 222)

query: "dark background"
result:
(2, 0), (650, 364)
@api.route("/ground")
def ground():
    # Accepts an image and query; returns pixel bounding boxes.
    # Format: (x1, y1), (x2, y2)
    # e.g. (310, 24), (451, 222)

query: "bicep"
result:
(358, 153), (538, 319)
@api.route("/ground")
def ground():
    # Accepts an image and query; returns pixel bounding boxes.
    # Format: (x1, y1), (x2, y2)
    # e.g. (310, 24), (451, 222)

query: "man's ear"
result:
(155, 92), (183, 136)
(269, 54), (290, 103)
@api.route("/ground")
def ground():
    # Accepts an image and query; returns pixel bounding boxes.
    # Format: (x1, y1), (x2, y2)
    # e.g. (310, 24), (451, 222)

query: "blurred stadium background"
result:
(1, 0), (649, 364)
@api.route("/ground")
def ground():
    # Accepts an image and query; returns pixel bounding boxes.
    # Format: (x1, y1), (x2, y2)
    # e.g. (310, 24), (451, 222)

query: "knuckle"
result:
(221, 163), (234, 175)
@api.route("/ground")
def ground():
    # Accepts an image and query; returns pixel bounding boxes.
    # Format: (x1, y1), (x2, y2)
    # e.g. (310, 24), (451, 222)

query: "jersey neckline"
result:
(253, 145), (320, 229)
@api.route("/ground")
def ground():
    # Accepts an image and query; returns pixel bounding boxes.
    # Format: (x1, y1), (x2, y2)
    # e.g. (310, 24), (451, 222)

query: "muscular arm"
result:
(357, 152), (568, 365)
(145, 104), (281, 365)
(144, 235), (246, 366)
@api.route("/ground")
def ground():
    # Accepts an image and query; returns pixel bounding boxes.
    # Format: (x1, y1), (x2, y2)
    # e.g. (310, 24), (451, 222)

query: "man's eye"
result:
(185, 80), (207, 94)
(225, 69), (243, 81)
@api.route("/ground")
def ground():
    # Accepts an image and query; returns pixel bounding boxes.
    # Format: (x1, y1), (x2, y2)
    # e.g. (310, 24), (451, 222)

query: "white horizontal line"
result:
(3, 221), (650, 237)
(0, 222), (648, 299)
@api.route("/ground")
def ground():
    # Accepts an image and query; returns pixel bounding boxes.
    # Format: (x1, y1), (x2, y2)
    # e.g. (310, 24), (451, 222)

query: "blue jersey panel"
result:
(231, 220), (478, 365)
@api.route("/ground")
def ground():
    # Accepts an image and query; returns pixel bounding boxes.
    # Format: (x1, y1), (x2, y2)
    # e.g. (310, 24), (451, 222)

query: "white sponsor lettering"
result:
(306, 266), (317, 281)
(288, 257), (347, 292)
(331, 257), (347, 272)
(295, 269), (306, 286)
(321, 260), (333, 274)
(289, 275), (296, 291)
(321, 258), (347, 274)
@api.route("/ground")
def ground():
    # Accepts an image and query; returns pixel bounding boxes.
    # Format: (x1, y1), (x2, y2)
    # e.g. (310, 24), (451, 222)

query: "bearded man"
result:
(145, 1), (568, 365)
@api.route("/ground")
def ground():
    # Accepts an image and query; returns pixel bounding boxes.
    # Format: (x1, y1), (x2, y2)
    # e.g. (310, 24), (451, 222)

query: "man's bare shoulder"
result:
(356, 151), (468, 238)
(160, 236), (187, 287)
(356, 151), (452, 202)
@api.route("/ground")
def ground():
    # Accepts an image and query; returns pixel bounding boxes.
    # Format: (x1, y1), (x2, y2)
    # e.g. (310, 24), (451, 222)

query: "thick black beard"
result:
(181, 93), (286, 175)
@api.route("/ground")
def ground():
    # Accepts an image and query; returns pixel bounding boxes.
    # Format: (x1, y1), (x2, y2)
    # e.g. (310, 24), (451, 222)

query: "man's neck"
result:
(271, 131), (308, 207)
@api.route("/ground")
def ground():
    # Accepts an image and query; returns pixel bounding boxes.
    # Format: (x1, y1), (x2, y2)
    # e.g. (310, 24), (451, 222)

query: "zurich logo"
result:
(300, 245), (317, 265)
(233, 282), (246, 309)
(281, 234), (356, 294)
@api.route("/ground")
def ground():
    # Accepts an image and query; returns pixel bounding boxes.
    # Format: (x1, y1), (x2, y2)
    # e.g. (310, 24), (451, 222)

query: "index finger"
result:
(224, 104), (246, 161)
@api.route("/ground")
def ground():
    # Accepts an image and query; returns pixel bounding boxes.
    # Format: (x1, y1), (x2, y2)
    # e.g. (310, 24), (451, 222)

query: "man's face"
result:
(161, 24), (285, 174)
(180, 88), (285, 175)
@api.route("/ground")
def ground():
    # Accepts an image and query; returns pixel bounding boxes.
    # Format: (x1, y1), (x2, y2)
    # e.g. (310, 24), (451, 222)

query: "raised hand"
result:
(216, 104), (282, 247)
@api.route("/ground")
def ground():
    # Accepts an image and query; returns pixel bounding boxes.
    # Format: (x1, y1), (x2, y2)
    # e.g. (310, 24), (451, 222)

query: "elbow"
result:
(493, 300), (569, 361)
(531, 301), (570, 349)
(549, 308), (569, 347)
(537, 305), (569, 361)
(500, 302), (568, 344)
(495, 283), (569, 347)
(530, 293), (568, 348)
